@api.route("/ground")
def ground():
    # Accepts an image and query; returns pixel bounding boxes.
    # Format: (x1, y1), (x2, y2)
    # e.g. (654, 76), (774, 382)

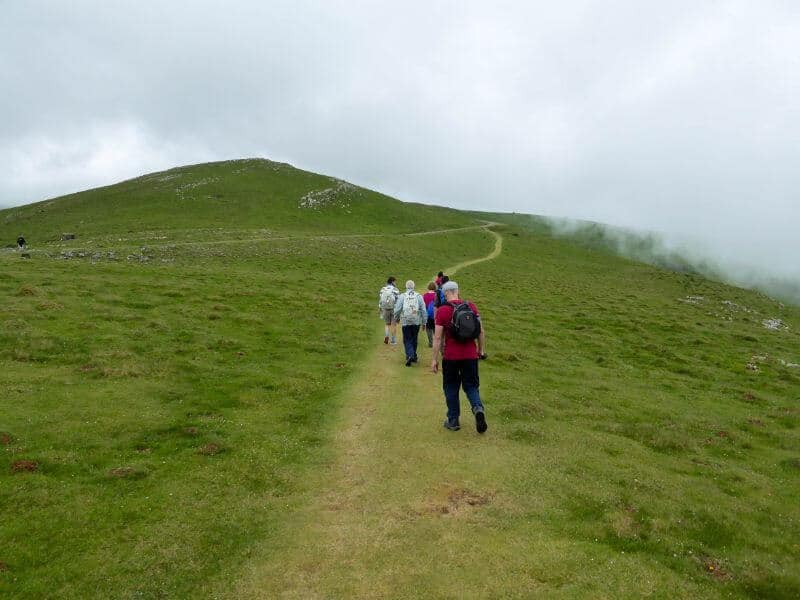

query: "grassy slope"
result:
(1, 234), (480, 598)
(0, 158), (473, 244)
(1, 161), (799, 597)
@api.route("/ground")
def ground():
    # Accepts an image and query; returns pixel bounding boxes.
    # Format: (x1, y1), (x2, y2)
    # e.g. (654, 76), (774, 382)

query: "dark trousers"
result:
(401, 324), (420, 360)
(425, 317), (435, 347)
(442, 359), (483, 421)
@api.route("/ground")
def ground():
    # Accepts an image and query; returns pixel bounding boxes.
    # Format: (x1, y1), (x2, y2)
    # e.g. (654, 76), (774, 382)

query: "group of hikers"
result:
(378, 272), (488, 434)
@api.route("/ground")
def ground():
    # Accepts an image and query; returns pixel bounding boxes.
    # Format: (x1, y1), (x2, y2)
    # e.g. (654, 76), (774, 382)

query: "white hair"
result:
(441, 281), (459, 293)
(405, 280), (415, 290)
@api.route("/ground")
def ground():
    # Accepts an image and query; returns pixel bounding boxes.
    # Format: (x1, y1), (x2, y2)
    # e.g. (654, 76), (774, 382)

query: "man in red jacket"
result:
(431, 280), (488, 433)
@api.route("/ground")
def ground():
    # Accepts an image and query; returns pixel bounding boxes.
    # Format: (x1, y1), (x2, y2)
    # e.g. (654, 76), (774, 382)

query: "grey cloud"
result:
(1, 1), (799, 289)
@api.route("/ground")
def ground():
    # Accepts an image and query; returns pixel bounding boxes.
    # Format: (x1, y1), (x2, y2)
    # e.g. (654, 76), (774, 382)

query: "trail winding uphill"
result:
(446, 226), (503, 276)
(233, 225), (506, 598)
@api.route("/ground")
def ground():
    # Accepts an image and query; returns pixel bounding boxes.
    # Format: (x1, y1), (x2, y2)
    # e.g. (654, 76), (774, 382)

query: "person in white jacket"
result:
(393, 280), (427, 366)
(378, 276), (400, 344)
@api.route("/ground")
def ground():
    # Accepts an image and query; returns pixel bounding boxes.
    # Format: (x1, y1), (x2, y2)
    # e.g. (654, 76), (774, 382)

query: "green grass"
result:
(1, 160), (799, 598)
(1, 228), (485, 597)
(0, 158), (475, 246)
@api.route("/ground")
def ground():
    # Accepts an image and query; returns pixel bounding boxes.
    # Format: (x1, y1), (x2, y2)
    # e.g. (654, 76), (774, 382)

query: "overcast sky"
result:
(2, 1), (799, 281)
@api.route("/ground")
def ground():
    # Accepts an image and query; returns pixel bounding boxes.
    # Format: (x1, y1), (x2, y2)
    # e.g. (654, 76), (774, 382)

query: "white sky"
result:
(2, 1), (799, 280)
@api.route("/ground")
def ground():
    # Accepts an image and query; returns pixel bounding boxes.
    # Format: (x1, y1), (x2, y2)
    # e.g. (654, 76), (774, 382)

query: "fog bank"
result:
(543, 216), (800, 305)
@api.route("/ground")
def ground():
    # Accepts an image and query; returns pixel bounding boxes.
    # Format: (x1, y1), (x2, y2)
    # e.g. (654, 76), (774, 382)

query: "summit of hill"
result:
(0, 158), (474, 244)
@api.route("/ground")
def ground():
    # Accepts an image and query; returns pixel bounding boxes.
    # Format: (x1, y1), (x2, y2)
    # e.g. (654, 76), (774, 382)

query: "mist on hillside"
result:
(537, 216), (800, 305)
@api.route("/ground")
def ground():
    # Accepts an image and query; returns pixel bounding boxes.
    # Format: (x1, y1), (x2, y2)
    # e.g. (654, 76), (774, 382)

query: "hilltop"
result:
(1, 160), (799, 598)
(0, 158), (474, 245)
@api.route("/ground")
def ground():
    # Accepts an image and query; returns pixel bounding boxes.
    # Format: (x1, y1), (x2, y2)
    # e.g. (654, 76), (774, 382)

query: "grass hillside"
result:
(0, 158), (475, 245)
(1, 160), (799, 598)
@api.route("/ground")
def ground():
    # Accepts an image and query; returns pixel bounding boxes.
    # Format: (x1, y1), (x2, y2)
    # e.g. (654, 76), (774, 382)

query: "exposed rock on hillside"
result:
(298, 180), (357, 211)
(763, 318), (788, 330)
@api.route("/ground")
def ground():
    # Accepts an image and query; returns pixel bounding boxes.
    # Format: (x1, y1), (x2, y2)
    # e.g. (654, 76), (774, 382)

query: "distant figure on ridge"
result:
(378, 276), (400, 345)
(16, 235), (26, 250)
(393, 280), (426, 366)
(423, 281), (437, 348)
(431, 280), (488, 433)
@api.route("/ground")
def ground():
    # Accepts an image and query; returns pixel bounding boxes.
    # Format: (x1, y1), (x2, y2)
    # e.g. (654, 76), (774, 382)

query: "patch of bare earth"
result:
(705, 430), (734, 445)
(108, 467), (136, 478)
(0, 433), (12, 446)
(197, 412), (224, 421)
(700, 556), (732, 581)
(99, 365), (143, 378)
(37, 300), (63, 311)
(0, 561), (8, 572)
(16, 285), (37, 296)
(610, 506), (641, 539)
(11, 460), (38, 473)
(199, 443), (222, 455)
(419, 486), (494, 516)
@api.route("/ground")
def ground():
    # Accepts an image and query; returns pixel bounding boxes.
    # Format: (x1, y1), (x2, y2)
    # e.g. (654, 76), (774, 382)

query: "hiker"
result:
(393, 280), (426, 366)
(378, 276), (400, 345)
(423, 282), (437, 348)
(435, 271), (444, 287)
(16, 235), (26, 250)
(434, 275), (449, 308)
(431, 280), (488, 433)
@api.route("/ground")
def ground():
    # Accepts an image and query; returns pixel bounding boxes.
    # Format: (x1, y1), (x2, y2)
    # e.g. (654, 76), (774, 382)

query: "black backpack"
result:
(446, 301), (481, 341)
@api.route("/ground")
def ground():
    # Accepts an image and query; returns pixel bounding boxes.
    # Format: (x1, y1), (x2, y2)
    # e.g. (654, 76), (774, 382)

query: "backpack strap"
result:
(449, 300), (477, 316)
(444, 300), (467, 308)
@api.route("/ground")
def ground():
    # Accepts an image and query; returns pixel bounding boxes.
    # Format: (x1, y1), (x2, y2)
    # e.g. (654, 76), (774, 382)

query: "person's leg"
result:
(402, 325), (414, 364)
(381, 309), (391, 343)
(442, 359), (462, 426)
(389, 318), (397, 344)
(426, 321), (434, 347)
(409, 324), (420, 361)
(461, 359), (487, 433)
(460, 359), (483, 410)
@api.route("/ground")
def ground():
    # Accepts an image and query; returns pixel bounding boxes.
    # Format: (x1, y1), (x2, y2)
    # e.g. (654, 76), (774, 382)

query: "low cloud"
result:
(0, 120), (215, 205)
(1, 1), (798, 293)
(544, 216), (800, 303)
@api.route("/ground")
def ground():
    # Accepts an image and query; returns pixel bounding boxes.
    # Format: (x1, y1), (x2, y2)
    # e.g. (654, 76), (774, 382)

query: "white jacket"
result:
(393, 290), (426, 326)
